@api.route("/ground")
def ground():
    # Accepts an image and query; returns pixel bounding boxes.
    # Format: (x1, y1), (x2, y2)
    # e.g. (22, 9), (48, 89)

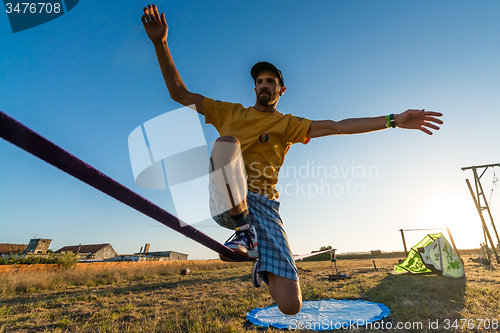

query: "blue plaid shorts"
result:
(210, 184), (299, 283)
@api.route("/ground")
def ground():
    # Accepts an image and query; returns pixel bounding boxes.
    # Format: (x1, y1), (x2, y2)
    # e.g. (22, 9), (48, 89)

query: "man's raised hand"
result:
(141, 4), (167, 45)
(395, 109), (443, 135)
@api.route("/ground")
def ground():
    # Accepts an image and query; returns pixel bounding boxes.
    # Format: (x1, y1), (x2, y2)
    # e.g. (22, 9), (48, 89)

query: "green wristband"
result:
(385, 114), (396, 128)
(385, 115), (391, 128)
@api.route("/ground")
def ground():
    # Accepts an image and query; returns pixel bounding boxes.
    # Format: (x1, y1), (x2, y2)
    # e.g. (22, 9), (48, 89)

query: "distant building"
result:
(110, 244), (188, 262)
(111, 251), (188, 262)
(136, 243), (188, 260)
(136, 251), (189, 261)
(24, 239), (52, 255)
(55, 243), (117, 261)
(0, 243), (28, 257)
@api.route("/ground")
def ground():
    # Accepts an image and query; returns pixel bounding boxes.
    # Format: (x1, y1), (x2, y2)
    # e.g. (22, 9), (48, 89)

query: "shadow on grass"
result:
(366, 273), (466, 323)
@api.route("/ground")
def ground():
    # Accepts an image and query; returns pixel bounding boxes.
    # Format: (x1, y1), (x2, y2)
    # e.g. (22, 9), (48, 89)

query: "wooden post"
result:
(329, 249), (338, 275)
(333, 249), (338, 275)
(400, 229), (408, 257)
(466, 179), (500, 263)
(473, 167), (500, 246)
(329, 251), (334, 275)
(446, 227), (461, 261)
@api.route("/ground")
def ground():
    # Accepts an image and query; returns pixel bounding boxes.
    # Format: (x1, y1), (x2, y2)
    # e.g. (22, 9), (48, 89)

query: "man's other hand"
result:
(395, 109), (443, 135)
(141, 4), (167, 45)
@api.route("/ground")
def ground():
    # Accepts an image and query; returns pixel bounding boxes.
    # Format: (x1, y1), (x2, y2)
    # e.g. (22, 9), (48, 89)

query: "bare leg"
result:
(211, 136), (258, 261)
(213, 137), (300, 313)
(211, 136), (247, 215)
(267, 272), (302, 315)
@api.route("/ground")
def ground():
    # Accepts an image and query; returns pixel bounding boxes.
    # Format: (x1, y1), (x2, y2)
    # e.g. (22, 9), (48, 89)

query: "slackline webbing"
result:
(294, 248), (334, 261)
(0, 110), (251, 262)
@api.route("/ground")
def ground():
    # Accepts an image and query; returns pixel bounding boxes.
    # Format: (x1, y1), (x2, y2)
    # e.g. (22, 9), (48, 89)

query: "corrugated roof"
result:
(0, 243), (28, 254)
(55, 244), (111, 254)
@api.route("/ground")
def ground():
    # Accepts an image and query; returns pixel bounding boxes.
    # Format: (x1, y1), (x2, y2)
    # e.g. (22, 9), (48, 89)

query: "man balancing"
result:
(141, 4), (443, 315)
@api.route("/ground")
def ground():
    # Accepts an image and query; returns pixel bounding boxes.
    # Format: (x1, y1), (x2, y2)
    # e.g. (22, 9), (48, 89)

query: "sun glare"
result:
(420, 195), (491, 250)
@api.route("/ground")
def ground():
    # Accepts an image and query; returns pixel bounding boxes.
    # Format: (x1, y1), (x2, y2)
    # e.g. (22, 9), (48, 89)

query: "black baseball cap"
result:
(251, 62), (284, 86)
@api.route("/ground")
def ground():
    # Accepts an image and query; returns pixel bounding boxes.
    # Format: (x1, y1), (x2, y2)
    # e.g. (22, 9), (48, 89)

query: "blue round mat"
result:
(247, 299), (390, 331)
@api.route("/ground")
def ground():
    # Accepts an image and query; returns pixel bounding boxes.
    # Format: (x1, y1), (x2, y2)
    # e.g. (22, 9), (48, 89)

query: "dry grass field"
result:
(0, 256), (499, 332)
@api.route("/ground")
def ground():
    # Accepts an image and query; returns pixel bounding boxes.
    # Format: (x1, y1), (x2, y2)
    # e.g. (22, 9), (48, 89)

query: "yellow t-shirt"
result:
(204, 97), (312, 200)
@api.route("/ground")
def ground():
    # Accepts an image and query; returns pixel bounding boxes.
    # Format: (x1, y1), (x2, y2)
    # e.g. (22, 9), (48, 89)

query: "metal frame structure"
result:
(329, 249), (339, 275)
(462, 164), (500, 264)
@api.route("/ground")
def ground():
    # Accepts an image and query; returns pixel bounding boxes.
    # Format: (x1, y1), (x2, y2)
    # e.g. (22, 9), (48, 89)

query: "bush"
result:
(57, 253), (78, 268)
(0, 255), (59, 265)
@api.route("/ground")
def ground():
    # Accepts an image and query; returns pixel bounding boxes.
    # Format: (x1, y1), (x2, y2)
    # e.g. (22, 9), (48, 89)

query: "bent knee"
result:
(212, 136), (242, 164)
(216, 136), (240, 146)
(278, 299), (302, 316)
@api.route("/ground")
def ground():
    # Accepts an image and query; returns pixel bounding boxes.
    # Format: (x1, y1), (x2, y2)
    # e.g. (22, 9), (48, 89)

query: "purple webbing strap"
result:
(0, 111), (251, 262)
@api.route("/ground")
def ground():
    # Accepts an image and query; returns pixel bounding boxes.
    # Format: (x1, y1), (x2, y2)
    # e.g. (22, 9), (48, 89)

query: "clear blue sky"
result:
(1, 0), (500, 259)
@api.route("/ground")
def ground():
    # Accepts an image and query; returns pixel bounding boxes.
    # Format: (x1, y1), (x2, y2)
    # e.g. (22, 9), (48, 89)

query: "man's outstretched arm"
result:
(142, 4), (205, 115)
(306, 109), (443, 138)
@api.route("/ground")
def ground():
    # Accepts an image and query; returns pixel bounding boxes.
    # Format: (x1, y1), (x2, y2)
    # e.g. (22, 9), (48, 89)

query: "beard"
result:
(256, 88), (279, 106)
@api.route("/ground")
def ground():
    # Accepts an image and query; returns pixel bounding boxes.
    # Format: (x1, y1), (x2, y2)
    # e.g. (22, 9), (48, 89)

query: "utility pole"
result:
(462, 164), (500, 264)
